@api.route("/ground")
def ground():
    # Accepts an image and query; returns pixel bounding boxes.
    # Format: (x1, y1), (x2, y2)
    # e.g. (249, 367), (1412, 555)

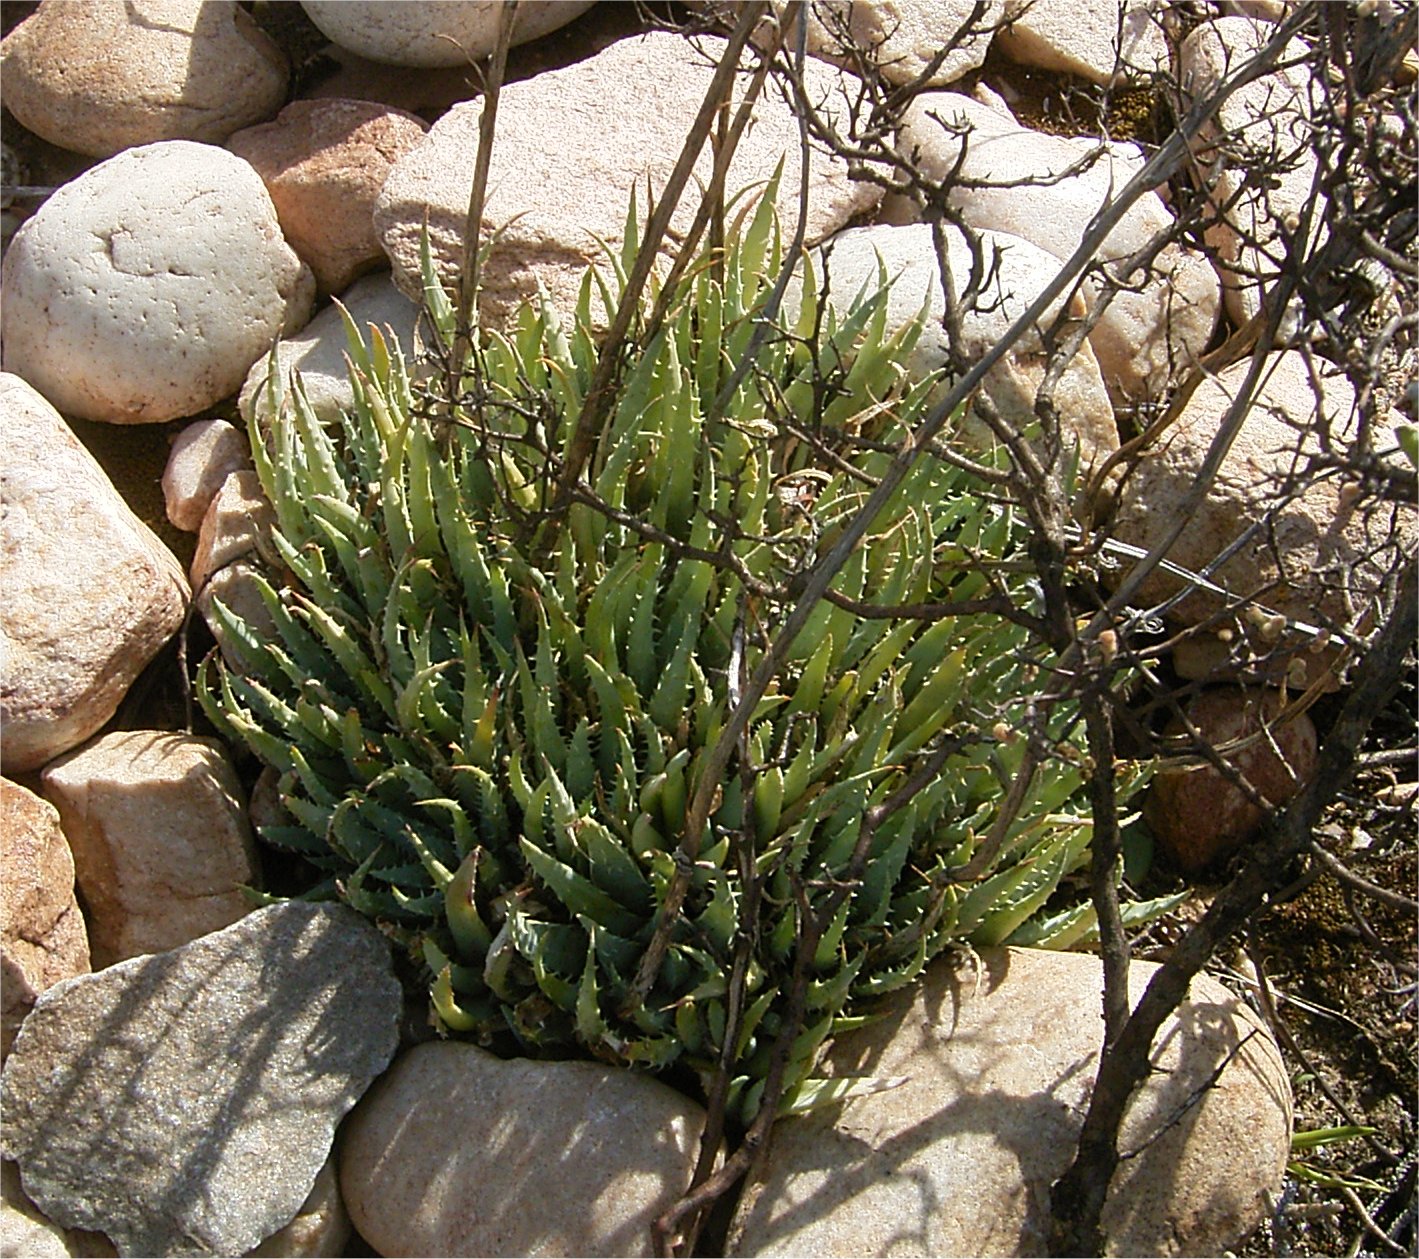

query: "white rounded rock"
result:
(0, 141), (315, 424)
(239, 273), (422, 428)
(0, 374), (189, 773)
(0, 0), (288, 159)
(300, 0), (595, 68)
(799, 223), (1119, 469)
(339, 1042), (706, 1257)
(702, 0), (1008, 87)
(890, 92), (1220, 405)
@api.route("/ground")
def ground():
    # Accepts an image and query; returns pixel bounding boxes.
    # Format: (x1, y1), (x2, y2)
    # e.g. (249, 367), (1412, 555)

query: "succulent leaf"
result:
(202, 186), (1171, 1128)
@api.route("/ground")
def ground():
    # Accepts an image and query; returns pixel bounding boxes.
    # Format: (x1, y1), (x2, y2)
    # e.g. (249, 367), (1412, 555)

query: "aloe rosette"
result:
(200, 187), (1170, 1122)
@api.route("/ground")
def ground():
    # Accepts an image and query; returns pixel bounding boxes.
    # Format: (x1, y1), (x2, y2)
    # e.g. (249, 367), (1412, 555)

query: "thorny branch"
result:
(653, 2), (1415, 1254)
(1048, 559), (1416, 1256)
(433, 1), (1415, 1251)
(451, 1), (519, 376)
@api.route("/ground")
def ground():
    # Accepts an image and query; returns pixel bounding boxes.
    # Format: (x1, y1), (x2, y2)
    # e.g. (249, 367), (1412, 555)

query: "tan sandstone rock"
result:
(0, 375), (189, 773)
(374, 31), (881, 325)
(798, 223), (1119, 469)
(729, 945), (1291, 1257)
(339, 1042), (707, 1257)
(300, 0), (596, 67)
(191, 471), (277, 595)
(197, 561), (279, 676)
(889, 91), (1220, 405)
(41, 731), (260, 967)
(0, 0), (288, 159)
(228, 99), (430, 295)
(162, 418), (253, 534)
(0, 780), (90, 1060)
(1109, 351), (1415, 677)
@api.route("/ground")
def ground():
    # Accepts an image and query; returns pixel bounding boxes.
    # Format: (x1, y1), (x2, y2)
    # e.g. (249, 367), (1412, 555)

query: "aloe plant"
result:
(200, 185), (1172, 1123)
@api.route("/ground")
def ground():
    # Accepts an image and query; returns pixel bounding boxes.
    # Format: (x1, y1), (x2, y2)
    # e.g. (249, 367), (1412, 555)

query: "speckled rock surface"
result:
(729, 946), (1291, 1257)
(810, 0), (1011, 85)
(0, 779), (90, 1061)
(798, 223), (1119, 468)
(0, 374), (189, 773)
(227, 99), (429, 295)
(0, 0), (288, 159)
(0, 902), (400, 1259)
(0, 141), (314, 424)
(300, 0), (596, 67)
(374, 32), (881, 324)
(41, 730), (260, 968)
(340, 1042), (707, 1257)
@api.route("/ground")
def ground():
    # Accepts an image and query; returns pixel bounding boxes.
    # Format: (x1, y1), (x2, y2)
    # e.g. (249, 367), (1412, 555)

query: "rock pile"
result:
(1, 1), (1411, 1255)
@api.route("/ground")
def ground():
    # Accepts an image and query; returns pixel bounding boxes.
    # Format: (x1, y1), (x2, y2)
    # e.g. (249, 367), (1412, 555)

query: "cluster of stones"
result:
(0, 0), (1409, 1255)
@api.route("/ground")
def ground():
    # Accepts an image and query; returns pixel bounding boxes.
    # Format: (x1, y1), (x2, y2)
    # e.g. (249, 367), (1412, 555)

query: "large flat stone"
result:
(729, 946), (1291, 1257)
(373, 31), (880, 326)
(0, 902), (400, 1258)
